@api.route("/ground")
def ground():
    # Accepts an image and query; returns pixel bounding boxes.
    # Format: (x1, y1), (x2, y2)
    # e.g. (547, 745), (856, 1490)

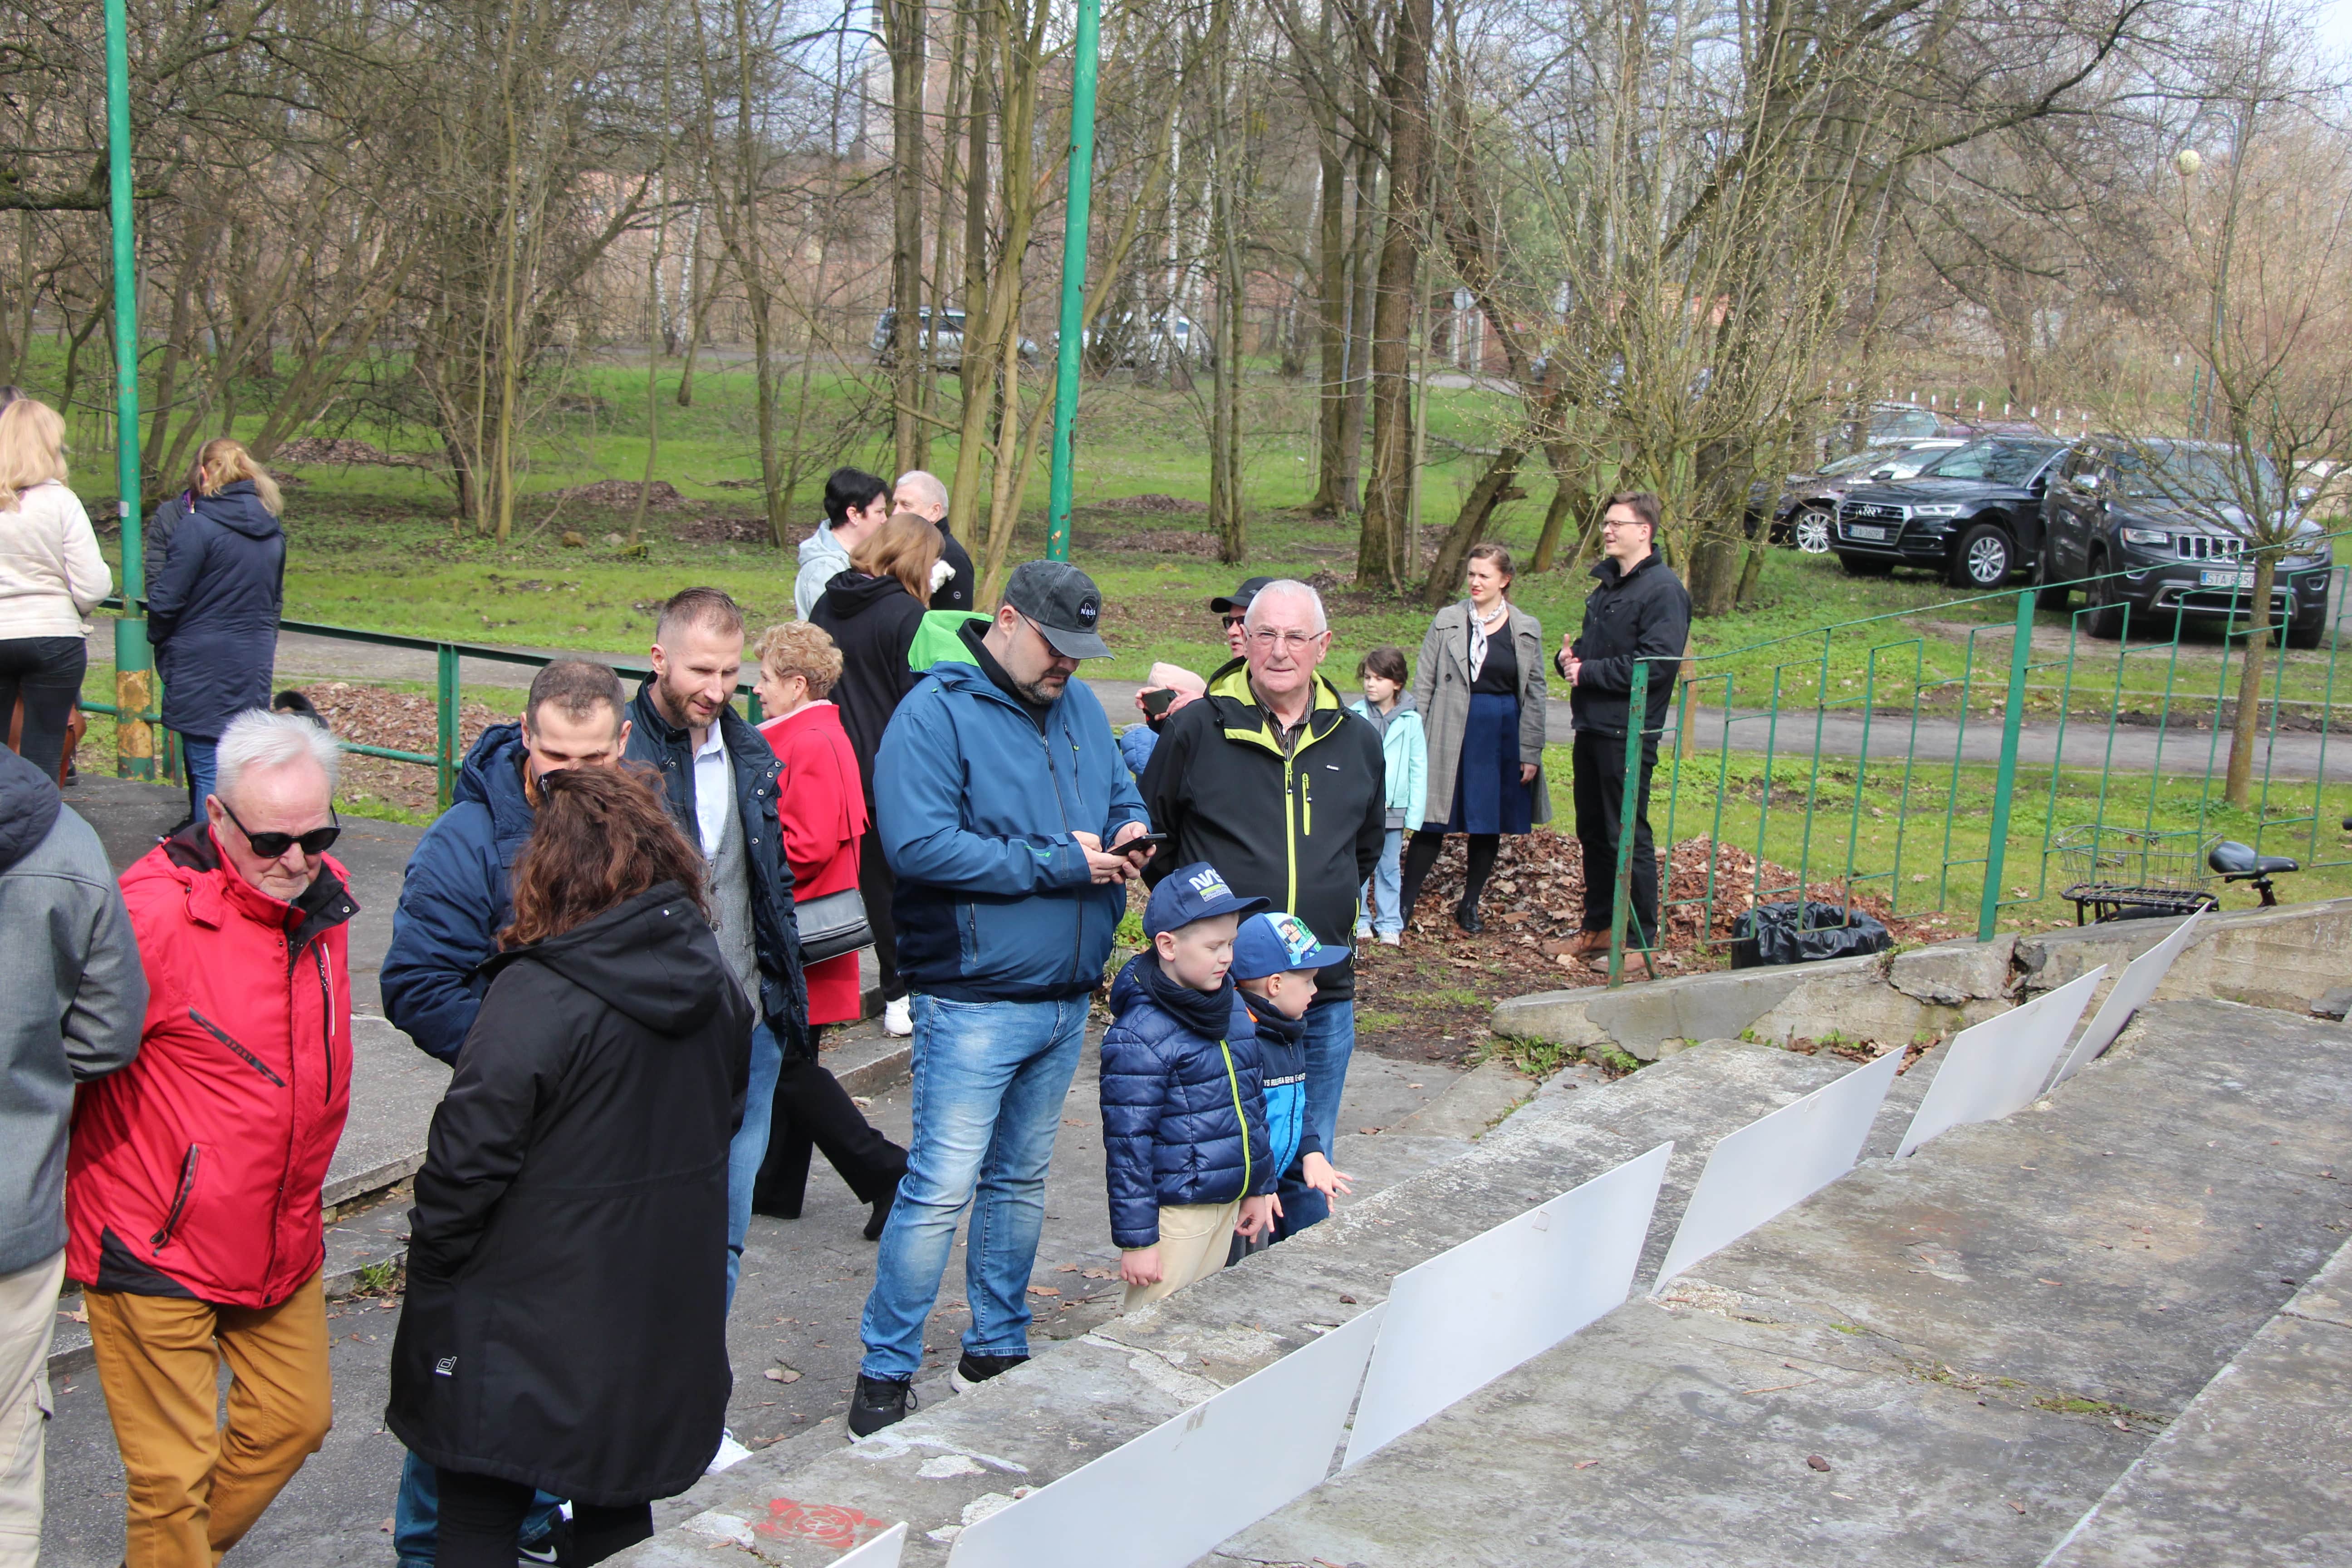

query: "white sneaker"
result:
(707, 1429), (753, 1474)
(882, 996), (913, 1037)
(1378, 931), (1401, 946)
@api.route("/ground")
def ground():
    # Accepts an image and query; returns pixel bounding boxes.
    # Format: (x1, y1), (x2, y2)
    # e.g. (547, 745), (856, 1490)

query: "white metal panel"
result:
(1897, 967), (2105, 1157)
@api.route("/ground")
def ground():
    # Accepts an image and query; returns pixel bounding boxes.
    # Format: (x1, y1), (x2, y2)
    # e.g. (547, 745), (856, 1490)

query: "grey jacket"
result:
(0, 746), (145, 1274)
(1410, 600), (1552, 829)
(793, 521), (854, 620)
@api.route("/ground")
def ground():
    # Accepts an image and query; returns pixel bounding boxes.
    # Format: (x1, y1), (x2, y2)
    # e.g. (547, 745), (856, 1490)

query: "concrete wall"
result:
(1493, 897), (2352, 1063)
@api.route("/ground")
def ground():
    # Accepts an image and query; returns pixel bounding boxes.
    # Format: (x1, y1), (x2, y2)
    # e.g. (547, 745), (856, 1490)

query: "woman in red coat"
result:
(750, 622), (907, 1233)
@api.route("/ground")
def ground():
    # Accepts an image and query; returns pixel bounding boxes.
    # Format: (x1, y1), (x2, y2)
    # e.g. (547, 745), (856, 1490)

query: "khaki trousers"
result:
(85, 1269), (333, 1568)
(0, 1250), (64, 1568)
(1122, 1200), (1241, 1311)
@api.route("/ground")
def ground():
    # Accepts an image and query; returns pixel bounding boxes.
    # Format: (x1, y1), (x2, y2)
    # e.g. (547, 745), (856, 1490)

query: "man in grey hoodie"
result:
(0, 744), (145, 1558)
(792, 468), (893, 620)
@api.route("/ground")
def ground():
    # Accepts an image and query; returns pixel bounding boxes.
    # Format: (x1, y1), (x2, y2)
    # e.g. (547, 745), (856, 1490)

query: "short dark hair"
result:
(525, 658), (627, 735)
(655, 586), (745, 645)
(1357, 645), (1408, 685)
(1606, 490), (1663, 534)
(823, 467), (891, 527)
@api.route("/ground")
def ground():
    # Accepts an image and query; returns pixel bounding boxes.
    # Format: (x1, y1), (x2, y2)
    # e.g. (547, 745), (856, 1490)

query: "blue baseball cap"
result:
(1230, 911), (1352, 980)
(1143, 862), (1269, 938)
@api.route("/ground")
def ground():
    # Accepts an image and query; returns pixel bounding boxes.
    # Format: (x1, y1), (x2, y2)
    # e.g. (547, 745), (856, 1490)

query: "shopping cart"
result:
(2053, 825), (2221, 925)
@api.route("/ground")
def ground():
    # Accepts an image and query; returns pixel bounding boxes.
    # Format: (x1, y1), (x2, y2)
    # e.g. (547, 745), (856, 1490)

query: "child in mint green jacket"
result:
(1349, 646), (1427, 943)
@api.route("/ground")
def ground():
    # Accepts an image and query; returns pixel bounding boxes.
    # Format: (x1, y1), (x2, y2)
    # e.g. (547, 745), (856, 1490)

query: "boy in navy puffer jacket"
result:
(1230, 911), (1356, 1257)
(1102, 864), (1279, 1309)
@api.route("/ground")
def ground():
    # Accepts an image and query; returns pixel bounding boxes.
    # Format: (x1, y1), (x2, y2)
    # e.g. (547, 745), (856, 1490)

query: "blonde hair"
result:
(191, 437), (283, 515)
(753, 621), (845, 698)
(851, 510), (942, 601)
(0, 398), (68, 511)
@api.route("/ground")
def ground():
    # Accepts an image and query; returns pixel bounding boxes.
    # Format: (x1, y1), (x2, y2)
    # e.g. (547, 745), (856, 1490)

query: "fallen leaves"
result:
(1806, 1454), (1833, 1471)
(764, 1366), (803, 1384)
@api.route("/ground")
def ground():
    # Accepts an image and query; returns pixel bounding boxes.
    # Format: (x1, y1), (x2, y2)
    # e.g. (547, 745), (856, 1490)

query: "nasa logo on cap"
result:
(1078, 597), (1100, 626)
(1186, 866), (1233, 901)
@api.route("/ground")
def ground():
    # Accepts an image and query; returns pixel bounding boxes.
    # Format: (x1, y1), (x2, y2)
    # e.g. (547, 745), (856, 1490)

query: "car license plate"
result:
(1849, 524), (1888, 541)
(2199, 568), (2254, 589)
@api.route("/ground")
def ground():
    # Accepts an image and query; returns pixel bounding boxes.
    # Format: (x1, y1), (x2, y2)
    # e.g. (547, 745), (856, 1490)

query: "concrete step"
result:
(2039, 1235), (2352, 1567)
(1225, 997), (2352, 1566)
(613, 1037), (1872, 1565)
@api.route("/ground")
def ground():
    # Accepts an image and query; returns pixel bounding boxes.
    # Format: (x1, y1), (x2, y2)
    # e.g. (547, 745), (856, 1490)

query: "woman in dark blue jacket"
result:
(147, 439), (286, 821)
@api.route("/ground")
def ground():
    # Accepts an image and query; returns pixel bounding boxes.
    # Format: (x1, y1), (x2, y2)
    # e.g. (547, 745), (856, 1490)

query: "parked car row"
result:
(869, 307), (1210, 372)
(1822, 433), (2334, 647)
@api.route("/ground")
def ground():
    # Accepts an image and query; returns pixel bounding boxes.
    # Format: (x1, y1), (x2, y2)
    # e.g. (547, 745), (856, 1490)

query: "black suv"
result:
(1832, 437), (2068, 588)
(2038, 438), (2333, 647)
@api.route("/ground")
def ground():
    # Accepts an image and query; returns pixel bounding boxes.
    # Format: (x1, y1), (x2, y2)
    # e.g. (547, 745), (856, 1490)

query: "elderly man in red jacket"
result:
(68, 707), (355, 1568)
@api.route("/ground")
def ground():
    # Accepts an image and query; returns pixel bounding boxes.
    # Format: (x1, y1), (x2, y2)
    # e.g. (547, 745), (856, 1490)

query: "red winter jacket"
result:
(760, 702), (866, 1027)
(67, 823), (357, 1308)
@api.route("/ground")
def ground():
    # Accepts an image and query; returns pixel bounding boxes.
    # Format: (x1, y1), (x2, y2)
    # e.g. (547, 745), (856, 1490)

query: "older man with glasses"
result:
(69, 708), (355, 1568)
(1139, 578), (1386, 1240)
(848, 561), (1152, 1436)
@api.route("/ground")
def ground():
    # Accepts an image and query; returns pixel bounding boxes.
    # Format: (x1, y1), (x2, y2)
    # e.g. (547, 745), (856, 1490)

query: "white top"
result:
(691, 724), (730, 855)
(0, 481), (113, 639)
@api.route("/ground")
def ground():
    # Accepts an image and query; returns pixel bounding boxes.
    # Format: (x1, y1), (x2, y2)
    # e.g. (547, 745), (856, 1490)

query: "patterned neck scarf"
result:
(1466, 598), (1509, 684)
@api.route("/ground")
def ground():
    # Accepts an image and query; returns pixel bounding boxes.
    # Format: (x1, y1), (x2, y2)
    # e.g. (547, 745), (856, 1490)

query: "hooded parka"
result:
(385, 882), (753, 1507)
(67, 821), (356, 1307)
(146, 481), (287, 739)
(808, 569), (927, 799)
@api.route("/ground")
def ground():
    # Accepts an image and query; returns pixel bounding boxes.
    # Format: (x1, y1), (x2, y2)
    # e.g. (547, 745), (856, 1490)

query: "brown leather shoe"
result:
(1564, 929), (1611, 957)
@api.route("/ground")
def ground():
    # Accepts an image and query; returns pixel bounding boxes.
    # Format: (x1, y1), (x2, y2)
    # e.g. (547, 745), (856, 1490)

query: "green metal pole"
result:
(1976, 588), (2038, 940)
(1042, 0), (1101, 563)
(1607, 661), (1651, 986)
(105, 0), (153, 779)
(436, 645), (460, 810)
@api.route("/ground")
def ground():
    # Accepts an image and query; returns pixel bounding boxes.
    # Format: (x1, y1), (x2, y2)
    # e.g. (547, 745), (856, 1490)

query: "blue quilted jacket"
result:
(1099, 953), (1274, 1250)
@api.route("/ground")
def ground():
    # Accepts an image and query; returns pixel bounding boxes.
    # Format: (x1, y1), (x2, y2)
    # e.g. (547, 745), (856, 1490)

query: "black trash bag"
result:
(1729, 900), (1892, 969)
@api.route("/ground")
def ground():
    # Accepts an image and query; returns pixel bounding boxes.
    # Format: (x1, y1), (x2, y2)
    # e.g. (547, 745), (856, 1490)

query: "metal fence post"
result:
(104, 0), (153, 780)
(1607, 661), (1651, 986)
(1976, 588), (2037, 941)
(436, 645), (460, 811)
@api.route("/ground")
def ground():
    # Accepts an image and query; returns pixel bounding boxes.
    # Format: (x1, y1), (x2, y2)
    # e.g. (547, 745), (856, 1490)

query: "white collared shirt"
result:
(690, 725), (730, 855)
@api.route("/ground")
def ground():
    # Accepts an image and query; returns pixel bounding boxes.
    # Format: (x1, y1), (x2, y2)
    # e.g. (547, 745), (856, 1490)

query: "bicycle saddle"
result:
(2209, 841), (2298, 877)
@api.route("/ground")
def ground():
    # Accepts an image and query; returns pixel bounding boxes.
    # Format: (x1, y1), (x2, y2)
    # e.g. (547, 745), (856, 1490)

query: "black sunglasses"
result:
(217, 798), (342, 858)
(1220, 613), (1247, 629)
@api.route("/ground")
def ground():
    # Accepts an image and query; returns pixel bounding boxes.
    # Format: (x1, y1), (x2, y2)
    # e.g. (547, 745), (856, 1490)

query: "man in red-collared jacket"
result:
(68, 708), (355, 1568)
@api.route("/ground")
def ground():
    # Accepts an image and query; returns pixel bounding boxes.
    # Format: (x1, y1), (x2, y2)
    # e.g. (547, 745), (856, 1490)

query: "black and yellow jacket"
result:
(1138, 661), (1387, 1001)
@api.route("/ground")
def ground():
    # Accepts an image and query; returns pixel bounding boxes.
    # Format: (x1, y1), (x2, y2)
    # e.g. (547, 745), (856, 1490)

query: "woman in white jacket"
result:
(0, 397), (110, 779)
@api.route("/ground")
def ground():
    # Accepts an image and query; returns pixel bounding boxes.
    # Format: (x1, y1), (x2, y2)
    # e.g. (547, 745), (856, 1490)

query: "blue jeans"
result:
(726, 1017), (787, 1310)
(1358, 827), (1404, 937)
(858, 994), (1088, 1381)
(392, 1450), (559, 1567)
(182, 735), (218, 825)
(1274, 999), (1355, 1238)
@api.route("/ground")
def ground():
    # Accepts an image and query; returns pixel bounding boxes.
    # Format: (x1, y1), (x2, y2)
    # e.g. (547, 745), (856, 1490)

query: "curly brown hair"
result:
(501, 765), (706, 948)
(752, 621), (845, 698)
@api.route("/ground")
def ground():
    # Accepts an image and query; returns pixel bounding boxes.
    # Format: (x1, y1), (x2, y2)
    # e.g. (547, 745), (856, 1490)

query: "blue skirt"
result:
(1442, 692), (1534, 835)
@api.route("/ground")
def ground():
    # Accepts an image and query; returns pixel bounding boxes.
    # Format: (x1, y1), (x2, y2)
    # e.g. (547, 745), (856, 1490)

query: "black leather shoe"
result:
(952, 1351), (1030, 1391)
(1454, 902), (1485, 935)
(863, 1176), (901, 1241)
(847, 1372), (915, 1437)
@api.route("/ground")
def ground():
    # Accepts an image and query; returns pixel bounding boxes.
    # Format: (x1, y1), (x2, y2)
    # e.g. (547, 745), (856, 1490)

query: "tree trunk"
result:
(1529, 458), (1584, 573)
(1206, 0), (1245, 564)
(1357, 0), (1433, 592)
(1338, 133), (1377, 511)
(2223, 552), (2279, 808)
(1307, 119), (1349, 516)
(886, 0), (927, 475)
(1421, 445), (1524, 606)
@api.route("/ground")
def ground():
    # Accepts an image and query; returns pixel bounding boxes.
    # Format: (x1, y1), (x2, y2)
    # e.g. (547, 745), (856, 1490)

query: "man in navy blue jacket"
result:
(378, 659), (628, 1568)
(849, 561), (1153, 1436)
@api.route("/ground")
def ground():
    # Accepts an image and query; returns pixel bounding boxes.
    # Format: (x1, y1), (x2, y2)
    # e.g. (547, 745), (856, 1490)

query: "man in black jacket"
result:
(1555, 492), (1692, 971)
(1141, 579), (1385, 1237)
(625, 591), (903, 1379)
(891, 469), (975, 610)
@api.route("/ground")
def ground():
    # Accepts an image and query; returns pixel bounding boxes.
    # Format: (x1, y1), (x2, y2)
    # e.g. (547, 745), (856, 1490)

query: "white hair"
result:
(1243, 579), (1328, 635)
(216, 709), (340, 804)
(893, 469), (949, 514)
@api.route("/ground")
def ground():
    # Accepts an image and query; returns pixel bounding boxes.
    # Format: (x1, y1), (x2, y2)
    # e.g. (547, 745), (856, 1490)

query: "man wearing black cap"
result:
(1209, 576), (1275, 662)
(851, 560), (1154, 1436)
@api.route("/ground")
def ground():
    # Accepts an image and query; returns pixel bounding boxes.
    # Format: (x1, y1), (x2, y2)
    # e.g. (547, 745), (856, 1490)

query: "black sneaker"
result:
(847, 1372), (914, 1437)
(951, 1350), (1029, 1391)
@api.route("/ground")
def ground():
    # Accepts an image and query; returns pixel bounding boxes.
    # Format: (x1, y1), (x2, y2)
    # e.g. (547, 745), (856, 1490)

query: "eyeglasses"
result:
(1247, 627), (1327, 651)
(1220, 614), (1247, 630)
(217, 798), (341, 859)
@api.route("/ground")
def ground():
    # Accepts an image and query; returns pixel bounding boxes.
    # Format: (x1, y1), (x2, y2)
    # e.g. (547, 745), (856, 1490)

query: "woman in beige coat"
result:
(1396, 544), (1549, 933)
(0, 397), (111, 778)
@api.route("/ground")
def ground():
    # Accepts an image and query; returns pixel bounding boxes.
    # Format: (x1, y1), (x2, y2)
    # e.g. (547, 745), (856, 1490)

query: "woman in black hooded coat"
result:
(386, 766), (753, 1568)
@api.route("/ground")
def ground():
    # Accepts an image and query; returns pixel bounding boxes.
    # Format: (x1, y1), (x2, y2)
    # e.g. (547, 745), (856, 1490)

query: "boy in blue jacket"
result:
(1230, 910), (1356, 1255)
(1101, 863), (1279, 1309)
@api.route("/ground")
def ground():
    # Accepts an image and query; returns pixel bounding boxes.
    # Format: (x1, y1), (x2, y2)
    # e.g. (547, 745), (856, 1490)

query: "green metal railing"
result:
(82, 608), (764, 810)
(1602, 535), (2350, 983)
